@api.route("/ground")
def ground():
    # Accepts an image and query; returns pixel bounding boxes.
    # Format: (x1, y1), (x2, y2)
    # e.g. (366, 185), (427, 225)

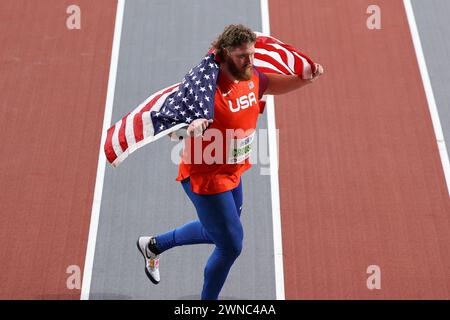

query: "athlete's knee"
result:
(221, 236), (243, 259)
(230, 240), (243, 258)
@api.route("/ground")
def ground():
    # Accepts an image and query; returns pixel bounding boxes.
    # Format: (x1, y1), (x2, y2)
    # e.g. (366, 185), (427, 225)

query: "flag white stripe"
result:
(292, 51), (313, 79)
(142, 110), (155, 140)
(256, 47), (295, 75)
(111, 119), (123, 158)
(142, 86), (179, 139)
(125, 113), (136, 148)
(266, 43), (296, 72)
(254, 59), (286, 74)
(124, 84), (179, 147)
(112, 122), (188, 167)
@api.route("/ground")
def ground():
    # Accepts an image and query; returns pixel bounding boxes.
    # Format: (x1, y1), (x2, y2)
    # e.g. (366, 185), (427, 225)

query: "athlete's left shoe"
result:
(137, 236), (160, 284)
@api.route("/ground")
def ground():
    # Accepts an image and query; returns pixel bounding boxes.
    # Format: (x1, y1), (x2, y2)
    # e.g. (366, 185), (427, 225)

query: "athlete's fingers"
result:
(186, 126), (194, 137)
(186, 118), (213, 137)
(187, 123), (196, 137)
(193, 125), (203, 137)
(315, 63), (324, 76)
(200, 119), (209, 131)
(310, 63), (323, 82)
(187, 119), (204, 137)
(200, 120), (208, 135)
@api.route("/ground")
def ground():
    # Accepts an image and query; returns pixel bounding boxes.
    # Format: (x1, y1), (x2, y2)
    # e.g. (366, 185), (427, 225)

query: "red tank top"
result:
(176, 68), (267, 194)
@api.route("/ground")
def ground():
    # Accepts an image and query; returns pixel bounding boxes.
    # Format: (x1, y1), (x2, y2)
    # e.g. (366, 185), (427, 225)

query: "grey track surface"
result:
(89, 0), (276, 300)
(411, 0), (450, 160)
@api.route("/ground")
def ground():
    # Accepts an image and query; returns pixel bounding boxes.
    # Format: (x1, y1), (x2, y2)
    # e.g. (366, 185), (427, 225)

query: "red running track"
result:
(270, 0), (450, 299)
(0, 0), (116, 299)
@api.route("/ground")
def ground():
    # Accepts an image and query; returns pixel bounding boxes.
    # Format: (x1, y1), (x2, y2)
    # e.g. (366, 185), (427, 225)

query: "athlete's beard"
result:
(225, 56), (253, 81)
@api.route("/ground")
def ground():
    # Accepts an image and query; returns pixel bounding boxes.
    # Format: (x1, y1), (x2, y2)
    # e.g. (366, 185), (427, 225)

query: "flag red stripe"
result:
(142, 84), (179, 113)
(254, 52), (292, 75)
(258, 35), (316, 75)
(255, 66), (283, 74)
(104, 126), (118, 164)
(256, 44), (290, 68)
(118, 113), (130, 152)
(257, 42), (314, 76)
(289, 48), (315, 74)
(133, 112), (144, 143)
(255, 35), (284, 46)
(134, 84), (179, 143)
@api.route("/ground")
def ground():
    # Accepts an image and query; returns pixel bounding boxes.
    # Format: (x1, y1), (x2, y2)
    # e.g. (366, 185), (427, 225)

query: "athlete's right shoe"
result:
(137, 236), (160, 284)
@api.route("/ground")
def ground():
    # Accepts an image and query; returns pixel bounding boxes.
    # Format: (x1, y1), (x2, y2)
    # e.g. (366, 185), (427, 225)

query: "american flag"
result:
(104, 33), (316, 167)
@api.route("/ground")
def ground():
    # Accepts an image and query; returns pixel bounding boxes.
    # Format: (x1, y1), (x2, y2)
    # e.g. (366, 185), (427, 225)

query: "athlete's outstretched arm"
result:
(264, 63), (324, 95)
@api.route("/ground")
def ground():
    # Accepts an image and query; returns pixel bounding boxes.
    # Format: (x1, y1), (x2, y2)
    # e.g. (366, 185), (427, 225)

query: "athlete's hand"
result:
(187, 118), (213, 137)
(310, 63), (324, 82)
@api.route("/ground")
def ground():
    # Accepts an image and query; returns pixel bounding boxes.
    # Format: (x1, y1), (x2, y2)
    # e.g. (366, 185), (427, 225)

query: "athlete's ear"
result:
(223, 46), (234, 57)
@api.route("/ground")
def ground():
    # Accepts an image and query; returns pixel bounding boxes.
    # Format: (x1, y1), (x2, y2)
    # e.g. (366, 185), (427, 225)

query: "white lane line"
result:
(404, 0), (450, 197)
(260, 0), (286, 300)
(80, 0), (126, 300)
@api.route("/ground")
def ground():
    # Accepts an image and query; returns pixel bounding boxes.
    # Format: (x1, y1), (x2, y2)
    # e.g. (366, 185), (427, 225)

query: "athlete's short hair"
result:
(211, 24), (256, 61)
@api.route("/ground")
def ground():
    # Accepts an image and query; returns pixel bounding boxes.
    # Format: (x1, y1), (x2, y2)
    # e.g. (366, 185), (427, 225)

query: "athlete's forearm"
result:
(264, 73), (313, 95)
(264, 63), (324, 95)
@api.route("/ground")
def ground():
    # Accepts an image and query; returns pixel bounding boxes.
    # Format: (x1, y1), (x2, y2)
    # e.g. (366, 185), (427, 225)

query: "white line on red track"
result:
(404, 0), (450, 197)
(260, 0), (286, 300)
(81, 0), (126, 300)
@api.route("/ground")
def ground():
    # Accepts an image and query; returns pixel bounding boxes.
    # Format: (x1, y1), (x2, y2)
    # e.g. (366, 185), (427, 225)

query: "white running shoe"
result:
(137, 236), (160, 284)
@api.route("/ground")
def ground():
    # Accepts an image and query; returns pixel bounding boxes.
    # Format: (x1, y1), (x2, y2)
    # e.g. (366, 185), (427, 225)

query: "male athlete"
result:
(137, 24), (324, 300)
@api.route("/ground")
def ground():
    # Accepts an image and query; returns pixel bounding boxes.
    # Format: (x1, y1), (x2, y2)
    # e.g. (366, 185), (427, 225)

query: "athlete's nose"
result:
(243, 55), (251, 66)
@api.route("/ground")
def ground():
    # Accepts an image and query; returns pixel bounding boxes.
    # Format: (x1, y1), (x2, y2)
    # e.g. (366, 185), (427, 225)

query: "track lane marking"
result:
(404, 0), (450, 197)
(260, 0), (286, 300)
(80, 0), (126, 300)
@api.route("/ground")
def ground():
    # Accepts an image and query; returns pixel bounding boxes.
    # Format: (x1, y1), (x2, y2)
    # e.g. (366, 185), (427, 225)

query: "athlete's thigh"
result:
(181, 178), (242, 243)
(231, 178), (243, 217)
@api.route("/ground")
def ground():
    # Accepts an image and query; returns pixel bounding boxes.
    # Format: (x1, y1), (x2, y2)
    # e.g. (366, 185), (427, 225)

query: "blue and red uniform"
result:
(156, 66), (268, 299)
